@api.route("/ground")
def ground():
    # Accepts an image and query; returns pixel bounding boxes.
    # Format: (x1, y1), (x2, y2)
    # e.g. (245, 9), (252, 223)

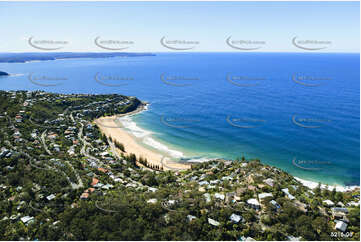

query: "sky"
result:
(0, 1), (359, 53)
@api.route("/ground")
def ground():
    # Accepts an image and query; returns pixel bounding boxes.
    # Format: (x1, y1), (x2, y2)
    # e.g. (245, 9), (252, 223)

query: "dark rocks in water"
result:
(0, 71), (9, 76)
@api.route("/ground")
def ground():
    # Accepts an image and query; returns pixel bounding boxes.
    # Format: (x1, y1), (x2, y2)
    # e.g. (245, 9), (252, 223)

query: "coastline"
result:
(294, 177), (359, 193)
(95, 102), (359, 191)
(94, 102), (191, 171)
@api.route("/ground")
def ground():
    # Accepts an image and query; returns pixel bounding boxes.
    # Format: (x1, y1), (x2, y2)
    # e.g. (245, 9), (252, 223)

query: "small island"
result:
(0, 71), (9, 76)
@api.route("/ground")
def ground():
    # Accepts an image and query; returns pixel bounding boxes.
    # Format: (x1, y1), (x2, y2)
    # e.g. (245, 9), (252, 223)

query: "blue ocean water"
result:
(0, 53), (359, 186)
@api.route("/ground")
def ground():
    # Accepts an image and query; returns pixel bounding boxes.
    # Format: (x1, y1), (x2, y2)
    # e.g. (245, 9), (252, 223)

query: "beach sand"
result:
(94, 104), (191, 171)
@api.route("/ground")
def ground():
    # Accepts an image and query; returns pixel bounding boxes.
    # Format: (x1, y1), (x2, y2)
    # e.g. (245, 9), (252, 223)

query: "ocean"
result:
(0, 52), (359, 187)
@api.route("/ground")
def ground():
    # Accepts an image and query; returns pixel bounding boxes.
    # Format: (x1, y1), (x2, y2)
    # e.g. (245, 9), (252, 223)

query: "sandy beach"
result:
(94, 103), (191, 171)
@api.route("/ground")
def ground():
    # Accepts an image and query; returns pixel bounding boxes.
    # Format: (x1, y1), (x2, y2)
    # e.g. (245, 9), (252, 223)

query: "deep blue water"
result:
(0, 53), (359, 186)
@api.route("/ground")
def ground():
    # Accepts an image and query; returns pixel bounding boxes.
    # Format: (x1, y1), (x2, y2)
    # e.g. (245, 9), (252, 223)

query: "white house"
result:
(263, 178), (274, 187)
(230, 213), (242, 223)
(258, 192), (273, 202)
(147, 198), (157, 204)
(204, 193), (211, 203)
(199, 181), (209, 186)
(20, 216), (34, 225)
(335, 220), (348, 232)
(148, 187), (158, 193)
(46, 194), (56, 201)
(215, 193), (225, 200)
(323, 199), (335, 207)
(247, 198), (261, 209)
(208, 218), (220, 226)
(282, 188), (295, 200)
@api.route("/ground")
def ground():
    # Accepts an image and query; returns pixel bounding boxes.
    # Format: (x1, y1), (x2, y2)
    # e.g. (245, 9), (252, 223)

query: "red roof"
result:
(80, 193), (89, 199)
(91, 177), (99, 186)
(98, 168), (108, 173)
(85, 188), (95, 193)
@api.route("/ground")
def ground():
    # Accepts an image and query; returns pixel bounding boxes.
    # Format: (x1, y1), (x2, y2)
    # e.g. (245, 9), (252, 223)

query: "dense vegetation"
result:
(0, 90), (359, 241)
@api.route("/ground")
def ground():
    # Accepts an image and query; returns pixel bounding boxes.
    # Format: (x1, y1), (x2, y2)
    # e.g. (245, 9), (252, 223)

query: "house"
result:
(10, 214), (21, 220)
(167, 200), (176, 206)
(247, 198), (260, 210)
(210, 180), (219, 184)
(47, 133), (58, 140)
(282, 188), (295, 200)
(247, 175), (255, 183)
(215, 193), (225, 200)
(199, 187), (206, 192)
(80, 193), (89, 199)
(258, 192), (273, 202)
(240, 236), (256, 241)
(113, 177), (124, 183)
(294, 200), (308, 213)
(148, 187), (158, 193)
(236, 187), (246, 196)
(199, 181), (209, 186)
(0, 149), (9, 158)
(226, 192), (236, 203)
(331, 207), (348, 214)
(230, 213), (243, 223)
(147, 198), (157, 204)
(287, 236), (303, 241)
(187, 215), (197, 222)
(337, 201), (345, 207)
(248, 185), (256, 191)
(264, 178), (274, 187)
(91, 177), (99, 186)
(84, 188), (95, 193)
(207, 185), (216, 189)
(221, 176), (232, 181)
(257, 184), (266, 189)
(102, 184), (114, 190)
(270, 200), (281, 210)
(17, 201), (25, 210)
(346, 201), (359, 207)
(204, 193), (211, 203)
(323, 199), (335, 207)
(331, 207), (348, 219)
(208, 218), (220, 226)
(100, 152), (109, 157)
(20, 216), (34, 225)
(46, 194), (56, 201)
(335, 220), (348, 232)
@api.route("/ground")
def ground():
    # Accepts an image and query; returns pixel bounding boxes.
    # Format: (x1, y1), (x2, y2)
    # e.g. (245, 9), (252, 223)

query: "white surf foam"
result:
(295, 177), (359, 192)
(143, 136), (184, 159)
(118, 116), (151, 138)
(186, 157), (215, 163)
(118, 115), (184, 159)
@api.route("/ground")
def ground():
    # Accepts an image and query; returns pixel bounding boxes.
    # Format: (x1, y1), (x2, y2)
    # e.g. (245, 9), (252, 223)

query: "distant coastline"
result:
(0, 52), (155, 63)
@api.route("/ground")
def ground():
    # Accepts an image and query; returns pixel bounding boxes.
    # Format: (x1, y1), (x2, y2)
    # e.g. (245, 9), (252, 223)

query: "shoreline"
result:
(95, 102), (359, 191)
(294, 177), (359, 192)
(94, 102), (192, 171)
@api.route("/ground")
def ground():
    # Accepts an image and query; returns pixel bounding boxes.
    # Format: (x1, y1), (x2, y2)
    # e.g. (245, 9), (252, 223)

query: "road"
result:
(40, 130), (52, 155)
